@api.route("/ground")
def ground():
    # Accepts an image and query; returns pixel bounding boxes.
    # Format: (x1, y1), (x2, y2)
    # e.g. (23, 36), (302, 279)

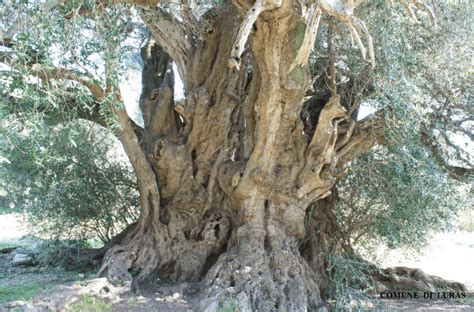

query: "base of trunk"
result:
(96, 216), (467, 312)
(98, 224), (165, 289)
(196, 225), (328, 312)
(97, 218), (330, 312)
(15, 233), (467, 311)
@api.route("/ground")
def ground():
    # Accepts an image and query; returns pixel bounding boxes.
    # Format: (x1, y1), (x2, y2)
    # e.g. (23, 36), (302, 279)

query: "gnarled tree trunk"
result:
(98, 3), (380, 311)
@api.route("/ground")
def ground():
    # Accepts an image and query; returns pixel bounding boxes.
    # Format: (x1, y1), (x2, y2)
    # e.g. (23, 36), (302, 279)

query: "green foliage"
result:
(327, 253), (387, 311)
(34, 239), (100, 271)
(331, 0), (472, 250)
(336, 145), (465, 249)
(0, 0), (141, 129)
(68, 295), (112, 312)
(0, 206), (8, 215)
(0, 282), (44, 302)
(0, 118), (139, 243)
(218, 301), (236, 312)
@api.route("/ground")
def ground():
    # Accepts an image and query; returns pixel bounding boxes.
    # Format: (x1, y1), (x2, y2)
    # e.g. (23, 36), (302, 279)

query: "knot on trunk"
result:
(175, 88), (211, 137)
(218, 160), (246, 195)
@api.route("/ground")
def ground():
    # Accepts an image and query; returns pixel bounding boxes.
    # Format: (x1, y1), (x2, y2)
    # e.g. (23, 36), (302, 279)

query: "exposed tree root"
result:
(374, 266), (467, 293)
(98, 226), (169, 290)
(7, 278), (127, 312)
(98, 210), (232, 291)
(325, 251), (468, 299)
(0, 246), (18, 254)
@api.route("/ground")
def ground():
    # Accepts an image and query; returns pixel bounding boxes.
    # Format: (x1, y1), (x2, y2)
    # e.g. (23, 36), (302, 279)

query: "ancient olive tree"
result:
(1, 0), (471, 310)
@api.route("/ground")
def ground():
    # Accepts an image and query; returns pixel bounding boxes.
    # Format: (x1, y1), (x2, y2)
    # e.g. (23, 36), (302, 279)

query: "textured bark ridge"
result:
(97, 1), (384, 311)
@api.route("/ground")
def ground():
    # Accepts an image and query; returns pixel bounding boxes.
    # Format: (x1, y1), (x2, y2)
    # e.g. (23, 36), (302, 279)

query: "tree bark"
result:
(98, 4), (381, 311)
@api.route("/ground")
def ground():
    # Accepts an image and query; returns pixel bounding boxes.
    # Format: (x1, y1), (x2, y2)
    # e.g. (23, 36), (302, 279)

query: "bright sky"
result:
(119, 60), (185, 128)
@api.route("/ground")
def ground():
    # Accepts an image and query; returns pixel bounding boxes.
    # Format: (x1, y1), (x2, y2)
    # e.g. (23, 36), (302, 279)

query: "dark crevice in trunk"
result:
(157, 260), (177, 280)
(159, 205), (170, 225)
(263, 199), (271, 252)
(199, 240), (229, 280)
(191, 148), (197, 178)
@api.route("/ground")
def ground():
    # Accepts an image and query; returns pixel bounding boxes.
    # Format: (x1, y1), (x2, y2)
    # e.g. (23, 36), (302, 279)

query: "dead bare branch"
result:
(229, 0), (282, 70)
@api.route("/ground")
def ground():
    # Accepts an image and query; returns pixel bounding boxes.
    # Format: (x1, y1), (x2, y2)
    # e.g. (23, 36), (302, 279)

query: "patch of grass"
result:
(126, 296), (139, 305)
(68, 295), (111, 312)
(218, 301), (236, 312)
(0, 282), (44, 302)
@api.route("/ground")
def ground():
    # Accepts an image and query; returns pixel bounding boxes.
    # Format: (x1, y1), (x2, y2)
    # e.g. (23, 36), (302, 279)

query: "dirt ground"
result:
(0, 213), (473, 311)
(381, 298), (474, 311)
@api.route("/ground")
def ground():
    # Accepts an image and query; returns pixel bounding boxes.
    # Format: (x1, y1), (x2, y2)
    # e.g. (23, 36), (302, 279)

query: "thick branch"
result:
(139, 39), (178, 140)
(297, 95), (347, 199)
(421, 131), (473, 179)
(139, 9), (191, 84)
(31, 64), (105, 101)
(336, 123), (381, 165)
(114, 91), (161, 227)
